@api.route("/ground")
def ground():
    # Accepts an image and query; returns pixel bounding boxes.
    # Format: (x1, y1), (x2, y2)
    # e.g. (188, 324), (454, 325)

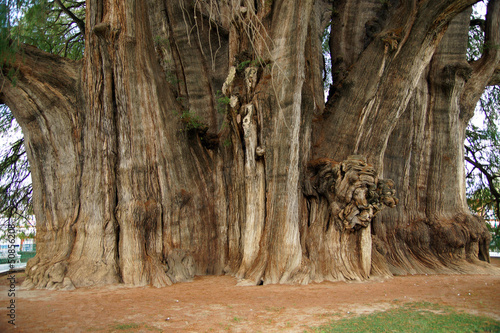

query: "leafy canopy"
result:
(1, 0), (85, 60)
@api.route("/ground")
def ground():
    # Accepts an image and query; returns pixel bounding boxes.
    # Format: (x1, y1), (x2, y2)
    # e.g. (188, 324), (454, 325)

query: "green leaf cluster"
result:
(1, 0), (85, 61)
(177, 109), (207, 133)
(0, 106), (33, 235)
(215, 90), (230, 114)
(465, 86), (500, 221)
(465, 2), (500, 251)
(321, 22), (332, 91)
(467, 6), (485, 62)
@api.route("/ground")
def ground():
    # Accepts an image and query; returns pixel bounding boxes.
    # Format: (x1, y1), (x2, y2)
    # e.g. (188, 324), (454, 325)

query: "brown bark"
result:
(373, 5), (498, 274)
(0, 0), (498, 290)
(1, 44), (86, 289)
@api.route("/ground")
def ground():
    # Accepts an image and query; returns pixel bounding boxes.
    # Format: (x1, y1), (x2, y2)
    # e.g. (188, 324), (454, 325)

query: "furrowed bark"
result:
(373, 8), (494, 275)
(317, 0), (478, 167)
(1, 45), (85, 289)
(0, 0), (498, 290)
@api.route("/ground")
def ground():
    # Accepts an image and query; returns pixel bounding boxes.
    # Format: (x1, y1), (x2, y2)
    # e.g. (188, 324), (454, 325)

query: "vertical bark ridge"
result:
(231, 0), (316, 285)
(316, 0), (477, 168)
(374, 9), (494, 276)
(1, 45), (86, 289)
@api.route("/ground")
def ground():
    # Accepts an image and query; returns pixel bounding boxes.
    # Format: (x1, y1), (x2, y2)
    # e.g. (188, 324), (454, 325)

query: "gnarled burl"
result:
(305, 155), (398, 231)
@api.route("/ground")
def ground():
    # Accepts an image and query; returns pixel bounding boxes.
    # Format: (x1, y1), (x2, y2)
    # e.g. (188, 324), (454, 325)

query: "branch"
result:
(461, 0), (500, 112)
(54, 0), (85, 34)
(63, 31), (82, 57)
(465, 155), (500, 220)
(0, 43), (81, 124)
(470, 18), (486, 31)
(489, 65), (500, 85)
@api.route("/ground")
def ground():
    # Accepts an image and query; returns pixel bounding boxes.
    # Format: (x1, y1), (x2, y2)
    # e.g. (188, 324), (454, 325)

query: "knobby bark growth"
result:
(1, 0), (499, 289)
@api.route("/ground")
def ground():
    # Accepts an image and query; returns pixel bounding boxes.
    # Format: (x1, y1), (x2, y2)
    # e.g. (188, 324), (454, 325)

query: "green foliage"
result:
(465, 2), (500, 251)
(0, 106), (34, 238)
(175, 109), (206, 133)
(154, 35), (169, 48)
(0, 104), (15, 132)
(165, 69), (180, 86)
(311, 302), (500, 333)
(1, 0), (85, 61)
(321, 23), (332, 91)
(0, 140), (32, 220)
(467, 5), (486, 62)
(487, 222), (500, 252)
(465, 88), (500, 250)
(216, 90), (230, 114)
(236, 59), (252, 72)
(235, 58), (265, 72)
(1, 2), (16, 67)
(465, 86), (500, 231)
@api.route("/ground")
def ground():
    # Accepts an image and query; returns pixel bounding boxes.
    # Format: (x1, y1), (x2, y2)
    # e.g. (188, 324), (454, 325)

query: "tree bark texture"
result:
(1, 0), (498, 289)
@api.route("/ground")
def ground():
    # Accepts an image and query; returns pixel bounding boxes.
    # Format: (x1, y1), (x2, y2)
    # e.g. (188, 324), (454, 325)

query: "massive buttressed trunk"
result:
(0, 0), (498, 289)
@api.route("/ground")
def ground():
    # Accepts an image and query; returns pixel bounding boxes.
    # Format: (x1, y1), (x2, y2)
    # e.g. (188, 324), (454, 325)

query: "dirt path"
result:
(1, 259), (499, 332)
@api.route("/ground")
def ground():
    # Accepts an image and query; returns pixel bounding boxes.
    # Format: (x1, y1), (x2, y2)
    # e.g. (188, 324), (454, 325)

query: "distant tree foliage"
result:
(464, 2), (500, 251)
(465, 86), (500, 222)
(0, 105), (32, 223)
(1, 0), (85, 59)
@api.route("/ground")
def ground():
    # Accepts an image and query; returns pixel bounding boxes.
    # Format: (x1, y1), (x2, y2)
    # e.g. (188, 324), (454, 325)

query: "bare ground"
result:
(1, 258), (499, 333)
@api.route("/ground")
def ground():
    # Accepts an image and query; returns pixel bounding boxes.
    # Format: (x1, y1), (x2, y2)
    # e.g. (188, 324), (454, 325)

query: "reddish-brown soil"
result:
(1, 258), (499, 332)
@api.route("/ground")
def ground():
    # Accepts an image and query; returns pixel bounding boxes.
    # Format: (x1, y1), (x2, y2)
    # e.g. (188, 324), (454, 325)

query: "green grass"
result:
(109, 322), (162, 332)
(112, 323), (141, 330)
(310, 302), (500, 333)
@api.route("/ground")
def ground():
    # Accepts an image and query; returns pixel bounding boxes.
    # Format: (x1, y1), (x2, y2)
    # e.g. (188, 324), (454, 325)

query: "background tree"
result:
(1, 0), (499, 290)
(464, 3), (500, 252)
(465, 87), (500, 251)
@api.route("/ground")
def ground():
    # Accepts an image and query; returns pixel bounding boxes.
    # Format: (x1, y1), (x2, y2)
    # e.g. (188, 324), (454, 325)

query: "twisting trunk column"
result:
(373, 9), (495, 275)
(1, 45), (89, 290)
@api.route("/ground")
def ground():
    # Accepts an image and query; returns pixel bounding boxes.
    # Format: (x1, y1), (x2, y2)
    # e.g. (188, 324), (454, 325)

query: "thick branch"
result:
(54, 0), (86, 35)
(465, 153), (500, 220)
(317, 0), (477, 164)
(461, 0), (500, 113)
(489, 65), (500, 85)
(0, 43), (81, 122)
(470, 18), (485, 30)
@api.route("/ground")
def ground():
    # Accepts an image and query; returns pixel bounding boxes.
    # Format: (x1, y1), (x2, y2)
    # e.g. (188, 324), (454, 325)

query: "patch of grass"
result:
(215, 90), (231, 114)
(310, 302), (500, 333)
(109, 322), (162, 332)
(112, 323), (141, 330)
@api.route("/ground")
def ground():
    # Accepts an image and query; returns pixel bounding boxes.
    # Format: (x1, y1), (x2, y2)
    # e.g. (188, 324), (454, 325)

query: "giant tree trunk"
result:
(1, 0), (499, 290)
